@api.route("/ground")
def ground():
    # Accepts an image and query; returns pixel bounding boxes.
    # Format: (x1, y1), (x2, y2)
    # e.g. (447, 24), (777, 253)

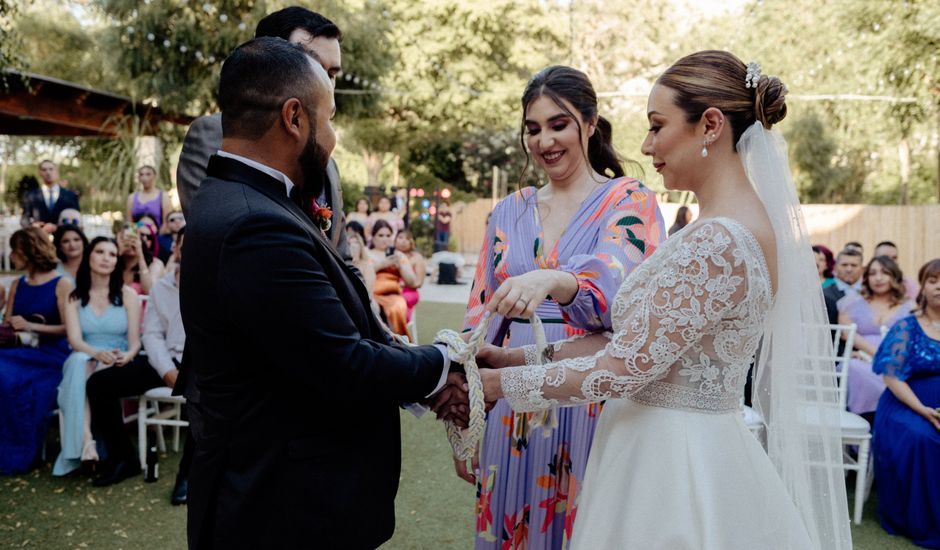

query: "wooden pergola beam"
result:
(0, 71), (194, 137)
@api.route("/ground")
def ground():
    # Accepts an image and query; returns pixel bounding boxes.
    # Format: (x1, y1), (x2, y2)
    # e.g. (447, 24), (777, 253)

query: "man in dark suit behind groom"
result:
(181, 38), (460, 549)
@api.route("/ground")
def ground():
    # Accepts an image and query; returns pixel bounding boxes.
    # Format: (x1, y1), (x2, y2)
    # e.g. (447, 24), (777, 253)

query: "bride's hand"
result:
(486, 270), (576, 319)
(475, 344), (514, 369)
(479, 368), (503, 404)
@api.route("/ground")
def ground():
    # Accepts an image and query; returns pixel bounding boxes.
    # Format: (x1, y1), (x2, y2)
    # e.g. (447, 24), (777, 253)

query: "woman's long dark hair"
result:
(519, 66), (634, 184)
(916, 259), (940, 314)
(370, 219), (394, 249)
(812, 244), (835, 280)
(70, 237), (125, 307)
(860, 256), (906, 306)
(53, 224), (88, 263)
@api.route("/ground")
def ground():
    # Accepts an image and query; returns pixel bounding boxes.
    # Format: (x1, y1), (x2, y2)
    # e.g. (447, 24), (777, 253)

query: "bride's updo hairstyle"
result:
(519, 65), (628, 181)
(657, 50), (788, 150)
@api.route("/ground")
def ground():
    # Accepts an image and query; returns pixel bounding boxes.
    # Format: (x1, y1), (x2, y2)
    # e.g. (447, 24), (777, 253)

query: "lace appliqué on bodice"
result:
(500, 219), (772, 414)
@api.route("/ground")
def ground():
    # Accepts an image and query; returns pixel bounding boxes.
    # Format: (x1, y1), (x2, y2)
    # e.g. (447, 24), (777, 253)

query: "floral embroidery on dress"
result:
(501, 219), (772, 415)
(501, 504), (530, 550)
(477, 465), (498, 542)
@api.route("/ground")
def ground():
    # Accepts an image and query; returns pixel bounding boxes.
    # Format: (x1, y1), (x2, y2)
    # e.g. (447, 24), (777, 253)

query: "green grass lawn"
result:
(0, 302), (921, 549)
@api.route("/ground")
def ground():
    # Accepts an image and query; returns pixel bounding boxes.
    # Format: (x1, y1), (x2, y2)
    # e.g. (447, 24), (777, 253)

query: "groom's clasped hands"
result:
(427, 270), (557, 426)
(426, 344), (511, 427)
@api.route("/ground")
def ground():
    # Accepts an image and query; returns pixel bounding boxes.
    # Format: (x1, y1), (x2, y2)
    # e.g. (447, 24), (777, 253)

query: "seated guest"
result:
(20, 160), (80, 232)
(845, 240), (864, 258)
(345, 220), (366, 244)
(118, 219), (165, 295)
(824, 248), (864, 326)
(55, 237), (141, 476)
(347, 231), (375, 296)
(813, 244), (836, 289)
(394, 229), (426, 320)
(157, 211), (185, 265)
(874, 240), (919, 301)
(0, 229), (72, 474)
(367, 220), (416, 340)
(871, 258), (940, 548)
(57, 208), (82, 228)
(347, 197), (370, 229)
(838, 256), (913, 417)
(366, 196), (403, 241)
(87, 229), (193, 496)
(53, 224), (88, 284)
(667, 205), (692, 237)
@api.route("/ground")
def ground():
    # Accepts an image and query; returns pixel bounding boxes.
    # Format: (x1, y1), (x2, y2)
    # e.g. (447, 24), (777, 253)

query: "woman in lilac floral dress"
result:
(462, 66), (664, 549)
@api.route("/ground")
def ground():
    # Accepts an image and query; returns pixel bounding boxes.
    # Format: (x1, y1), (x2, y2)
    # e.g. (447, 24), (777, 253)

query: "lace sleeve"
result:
(872, 315), (915, 380)
(500, 222), (752, 412)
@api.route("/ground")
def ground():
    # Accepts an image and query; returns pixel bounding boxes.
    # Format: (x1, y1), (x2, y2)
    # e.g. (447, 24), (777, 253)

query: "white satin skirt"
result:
(570, 398), (815, 550)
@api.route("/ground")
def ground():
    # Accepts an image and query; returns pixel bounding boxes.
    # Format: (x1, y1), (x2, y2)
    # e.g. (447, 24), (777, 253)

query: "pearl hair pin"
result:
(745, 62), (761, 89)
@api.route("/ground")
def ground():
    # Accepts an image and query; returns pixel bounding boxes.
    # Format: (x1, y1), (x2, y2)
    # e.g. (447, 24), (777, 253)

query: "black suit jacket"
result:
(180, 156), (444, 550)
(176, 113), (350, 261)
(20, 186), (80, 226)
(824, 283), (848, 356)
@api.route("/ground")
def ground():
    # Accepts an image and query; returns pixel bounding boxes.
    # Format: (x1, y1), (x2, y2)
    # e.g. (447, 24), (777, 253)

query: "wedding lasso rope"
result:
(434, 312), (548, 466)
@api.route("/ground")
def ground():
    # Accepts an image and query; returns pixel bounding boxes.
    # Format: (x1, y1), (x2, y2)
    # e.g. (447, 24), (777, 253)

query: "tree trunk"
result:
(898, 137), (910, 205)
(363, 150), (384, 188)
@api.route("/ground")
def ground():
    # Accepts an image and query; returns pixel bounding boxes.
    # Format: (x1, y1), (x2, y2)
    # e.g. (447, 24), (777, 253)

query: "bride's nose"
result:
(640, 133), (653, 156)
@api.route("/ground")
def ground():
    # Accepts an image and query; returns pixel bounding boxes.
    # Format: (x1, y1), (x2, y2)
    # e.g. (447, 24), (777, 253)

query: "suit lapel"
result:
(206, 156), (380, 336)
(326, 159), (342, 246)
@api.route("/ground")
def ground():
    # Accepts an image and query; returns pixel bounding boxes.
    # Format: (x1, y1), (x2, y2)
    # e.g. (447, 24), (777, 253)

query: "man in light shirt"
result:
(20, 160), (80, 231)
(86, 229), (192, 503)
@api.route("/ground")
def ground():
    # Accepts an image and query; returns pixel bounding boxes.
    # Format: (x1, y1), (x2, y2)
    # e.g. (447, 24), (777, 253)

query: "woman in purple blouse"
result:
(461, 66), (664, 549)
(126, 165), (172, 231)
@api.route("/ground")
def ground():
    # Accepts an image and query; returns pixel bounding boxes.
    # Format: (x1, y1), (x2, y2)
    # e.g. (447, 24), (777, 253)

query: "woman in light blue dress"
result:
(55, 237), (141, 476)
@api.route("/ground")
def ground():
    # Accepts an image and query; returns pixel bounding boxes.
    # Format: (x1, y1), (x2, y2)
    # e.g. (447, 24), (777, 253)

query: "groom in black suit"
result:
(181, 38), (461, 549)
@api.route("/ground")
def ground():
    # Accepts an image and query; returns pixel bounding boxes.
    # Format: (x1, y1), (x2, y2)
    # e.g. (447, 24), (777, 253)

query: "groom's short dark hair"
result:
(255, 7), (343, 42)
(218, 37), (317, 140)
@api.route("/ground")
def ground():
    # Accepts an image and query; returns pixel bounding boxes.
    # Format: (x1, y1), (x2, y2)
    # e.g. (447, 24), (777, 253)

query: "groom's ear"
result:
(699, 107), (725, 142)
(280, 98), (304, 141)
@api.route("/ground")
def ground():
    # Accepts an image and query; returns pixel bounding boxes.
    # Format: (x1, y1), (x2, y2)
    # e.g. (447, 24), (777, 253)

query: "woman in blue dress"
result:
(872, 258), (940, 548)
(54, 236), (141, 476)
(0, 228), (73, 474)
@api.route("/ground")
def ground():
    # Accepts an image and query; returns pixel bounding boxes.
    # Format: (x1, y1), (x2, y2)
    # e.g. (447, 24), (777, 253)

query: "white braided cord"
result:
(434, 314), (547, 464)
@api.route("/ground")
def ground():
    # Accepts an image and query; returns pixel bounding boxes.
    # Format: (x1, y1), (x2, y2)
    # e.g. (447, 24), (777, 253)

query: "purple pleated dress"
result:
(463, 178), (664, 549)
(837, 293), (913, 414)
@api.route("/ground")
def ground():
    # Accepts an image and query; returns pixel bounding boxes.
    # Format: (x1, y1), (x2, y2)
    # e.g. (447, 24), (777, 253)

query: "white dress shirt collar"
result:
(216, 150), (295, 197)
(42, 184), (60, 203)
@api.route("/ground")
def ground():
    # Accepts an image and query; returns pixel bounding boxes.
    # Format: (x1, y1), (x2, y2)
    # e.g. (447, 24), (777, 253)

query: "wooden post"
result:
(491, 165), (499, 209)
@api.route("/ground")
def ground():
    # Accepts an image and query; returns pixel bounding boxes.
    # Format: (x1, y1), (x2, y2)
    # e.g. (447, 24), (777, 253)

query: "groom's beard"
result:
(298, 132), (331, 202)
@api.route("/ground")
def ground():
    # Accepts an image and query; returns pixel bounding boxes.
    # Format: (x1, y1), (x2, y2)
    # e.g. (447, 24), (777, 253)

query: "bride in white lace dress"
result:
(476, 51), (852, 549)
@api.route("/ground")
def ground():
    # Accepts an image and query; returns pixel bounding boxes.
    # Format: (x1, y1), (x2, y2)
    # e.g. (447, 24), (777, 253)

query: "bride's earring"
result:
(701, 133), (716, 158)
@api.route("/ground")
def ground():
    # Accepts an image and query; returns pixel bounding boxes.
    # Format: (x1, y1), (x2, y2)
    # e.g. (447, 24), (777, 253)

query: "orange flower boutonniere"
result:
(311, 200), (333, 232)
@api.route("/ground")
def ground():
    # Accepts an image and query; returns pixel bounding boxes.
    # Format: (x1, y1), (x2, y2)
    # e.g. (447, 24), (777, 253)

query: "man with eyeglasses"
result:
(158, 211), (186, 264)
